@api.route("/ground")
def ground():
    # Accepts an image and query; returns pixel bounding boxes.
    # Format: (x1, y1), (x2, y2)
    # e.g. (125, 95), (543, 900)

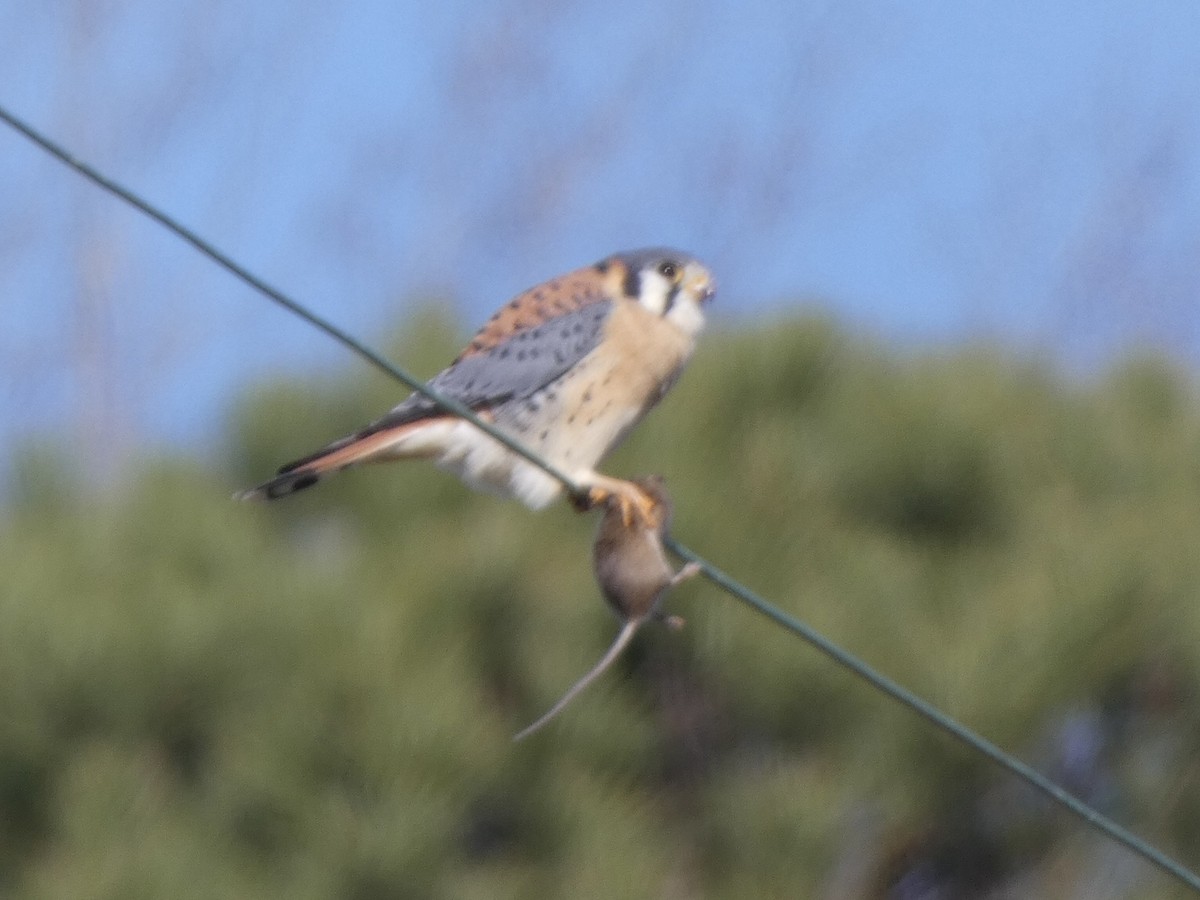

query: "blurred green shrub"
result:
(2, 313), (1198, 898)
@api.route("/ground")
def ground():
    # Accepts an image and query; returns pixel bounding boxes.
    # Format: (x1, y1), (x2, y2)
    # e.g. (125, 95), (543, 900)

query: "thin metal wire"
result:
(3, 103), (1197, 894)
(665, 539), (1200, 891)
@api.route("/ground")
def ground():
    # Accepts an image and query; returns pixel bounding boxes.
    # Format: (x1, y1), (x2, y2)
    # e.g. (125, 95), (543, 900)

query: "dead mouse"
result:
(514, 475), (701, 741)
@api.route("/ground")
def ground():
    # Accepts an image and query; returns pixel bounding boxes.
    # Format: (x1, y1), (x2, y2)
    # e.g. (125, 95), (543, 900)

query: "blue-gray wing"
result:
(367, 300), (614, 431)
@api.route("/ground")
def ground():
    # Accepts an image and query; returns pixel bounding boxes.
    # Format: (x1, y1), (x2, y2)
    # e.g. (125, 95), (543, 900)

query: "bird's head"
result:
(603, 247), (716, 337)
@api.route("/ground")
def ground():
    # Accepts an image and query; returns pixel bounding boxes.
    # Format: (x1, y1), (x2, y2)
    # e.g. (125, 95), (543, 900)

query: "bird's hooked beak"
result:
(685, 264), (717, 304)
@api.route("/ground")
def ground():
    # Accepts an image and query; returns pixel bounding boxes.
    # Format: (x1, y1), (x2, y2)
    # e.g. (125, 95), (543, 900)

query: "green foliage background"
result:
(4, 314), (1200, 898)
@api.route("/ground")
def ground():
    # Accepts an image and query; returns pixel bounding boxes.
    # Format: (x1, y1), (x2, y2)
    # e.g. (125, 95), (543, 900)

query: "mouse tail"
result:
(513, 621), (639, 742)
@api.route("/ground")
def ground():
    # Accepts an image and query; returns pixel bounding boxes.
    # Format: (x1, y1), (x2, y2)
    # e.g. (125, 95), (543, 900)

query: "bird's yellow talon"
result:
(615, 485), (659, 529)
(620, 495), (636, 528)
(632, 490), (660, 529)
(584, 478), (664, 529)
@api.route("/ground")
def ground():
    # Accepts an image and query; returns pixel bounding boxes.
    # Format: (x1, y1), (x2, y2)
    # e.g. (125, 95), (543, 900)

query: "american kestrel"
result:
(239, 248), (716, 518)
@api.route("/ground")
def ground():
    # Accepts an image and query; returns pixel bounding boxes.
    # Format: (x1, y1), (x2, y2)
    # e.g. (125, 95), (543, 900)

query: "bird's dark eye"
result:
(657, 260), (679, 280)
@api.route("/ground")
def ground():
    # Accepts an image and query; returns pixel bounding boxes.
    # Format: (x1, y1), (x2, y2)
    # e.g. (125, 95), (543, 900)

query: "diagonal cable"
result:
(664, 539), (1200, 890)
(3, 103), (1198, 895)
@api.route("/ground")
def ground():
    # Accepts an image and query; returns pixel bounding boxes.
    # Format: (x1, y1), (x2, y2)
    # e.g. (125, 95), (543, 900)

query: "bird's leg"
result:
(578, 473), (662, 528)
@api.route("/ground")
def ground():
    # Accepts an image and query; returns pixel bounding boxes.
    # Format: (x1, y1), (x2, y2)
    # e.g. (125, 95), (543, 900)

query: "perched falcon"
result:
(239, 248), (715, 518)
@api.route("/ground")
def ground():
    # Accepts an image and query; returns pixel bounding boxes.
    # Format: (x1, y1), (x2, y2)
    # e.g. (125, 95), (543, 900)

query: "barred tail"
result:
(235, 421), (426, 501)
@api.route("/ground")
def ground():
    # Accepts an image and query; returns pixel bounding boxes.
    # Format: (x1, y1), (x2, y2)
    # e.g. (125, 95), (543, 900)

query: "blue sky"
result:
(2, 0), (1200, 486)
